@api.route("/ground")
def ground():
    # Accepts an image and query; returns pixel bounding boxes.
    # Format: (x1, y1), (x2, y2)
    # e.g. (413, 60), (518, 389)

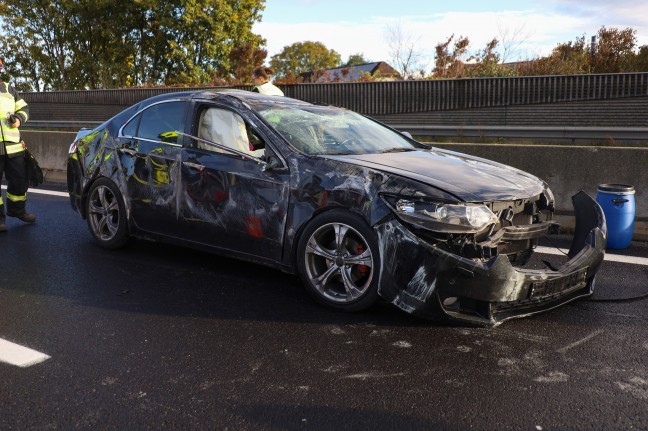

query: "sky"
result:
(254, 0), (648, 70)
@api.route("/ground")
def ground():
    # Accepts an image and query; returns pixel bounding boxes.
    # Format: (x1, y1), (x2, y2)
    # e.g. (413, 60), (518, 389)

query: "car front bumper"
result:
(375, 191), (607, 326)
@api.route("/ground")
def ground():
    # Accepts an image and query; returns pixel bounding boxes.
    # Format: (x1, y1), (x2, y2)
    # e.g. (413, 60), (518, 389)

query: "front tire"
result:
(296, 210), (380, 312)
(86, 178), (129, 249)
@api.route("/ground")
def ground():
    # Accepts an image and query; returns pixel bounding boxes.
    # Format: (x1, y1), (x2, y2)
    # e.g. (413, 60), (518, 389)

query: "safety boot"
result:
(0, 218), (6, 232)
(7, 211), (37, 223)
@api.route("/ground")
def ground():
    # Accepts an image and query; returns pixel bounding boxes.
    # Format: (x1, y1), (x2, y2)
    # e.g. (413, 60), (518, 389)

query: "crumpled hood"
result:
(324, 149), (546, 201)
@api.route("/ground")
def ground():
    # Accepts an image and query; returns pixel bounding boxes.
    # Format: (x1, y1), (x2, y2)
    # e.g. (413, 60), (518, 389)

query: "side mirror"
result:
(262, 154), (289, 173)
(266, 156), (282, 170)
(401, 131), (413, 139)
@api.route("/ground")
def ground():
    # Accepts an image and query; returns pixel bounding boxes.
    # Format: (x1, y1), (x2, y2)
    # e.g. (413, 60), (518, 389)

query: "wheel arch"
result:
(80, 174), (131, 223)
(290, 206), (374, 270)
(84, 176), (132, 249)
(293, 206), (382, 312)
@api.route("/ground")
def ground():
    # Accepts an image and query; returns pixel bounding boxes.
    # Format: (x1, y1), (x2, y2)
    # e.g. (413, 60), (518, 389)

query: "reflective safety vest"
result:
(0, 81), (29, 157)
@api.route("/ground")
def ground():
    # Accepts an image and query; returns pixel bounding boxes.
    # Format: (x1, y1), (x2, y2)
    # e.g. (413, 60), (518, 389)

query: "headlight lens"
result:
(393, 198), (498, 233)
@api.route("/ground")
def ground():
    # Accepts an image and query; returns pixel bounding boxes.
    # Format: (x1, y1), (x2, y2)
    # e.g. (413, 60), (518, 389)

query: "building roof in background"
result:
(301, 62), (401, 82)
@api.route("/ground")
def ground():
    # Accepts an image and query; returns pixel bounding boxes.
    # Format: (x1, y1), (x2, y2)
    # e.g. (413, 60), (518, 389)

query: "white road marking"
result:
(1, 184), (68, 198)
(557, 329), (605, 354)
(533, 371), (569, 383)
(343, 372), (406, 380)
(0, 338), (50, 367)
(536, 246), (648, 266)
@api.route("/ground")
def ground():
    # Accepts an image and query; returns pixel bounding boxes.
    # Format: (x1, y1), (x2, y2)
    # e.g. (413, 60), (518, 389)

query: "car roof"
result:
(135, 89), (324, 112)
(194, 89), (314, 107)
(102, 88), (331, 136)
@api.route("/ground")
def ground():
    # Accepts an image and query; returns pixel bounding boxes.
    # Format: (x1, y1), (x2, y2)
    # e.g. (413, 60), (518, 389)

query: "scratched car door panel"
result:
(178, 105), (290, 260)
(117, 100), (187, 234)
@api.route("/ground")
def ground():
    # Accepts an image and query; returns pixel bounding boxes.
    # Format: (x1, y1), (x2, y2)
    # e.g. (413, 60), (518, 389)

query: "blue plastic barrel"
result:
(596, 184), (635, 249)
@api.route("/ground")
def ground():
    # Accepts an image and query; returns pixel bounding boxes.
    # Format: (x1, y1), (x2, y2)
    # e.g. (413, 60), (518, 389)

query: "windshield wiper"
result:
(382, 147), (415, 154)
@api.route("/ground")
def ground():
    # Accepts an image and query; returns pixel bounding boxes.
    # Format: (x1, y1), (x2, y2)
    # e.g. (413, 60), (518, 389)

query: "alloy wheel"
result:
(88, 185), (121, 241)
(304, 222), (374, 303)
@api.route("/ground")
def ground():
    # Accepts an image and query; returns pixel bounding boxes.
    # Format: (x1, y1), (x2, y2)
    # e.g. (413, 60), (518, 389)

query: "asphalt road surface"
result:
(1, 184), (647, 430)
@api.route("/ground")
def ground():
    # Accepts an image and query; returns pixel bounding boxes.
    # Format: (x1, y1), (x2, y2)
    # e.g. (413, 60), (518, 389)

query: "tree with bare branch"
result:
(384, 22), (426, 79)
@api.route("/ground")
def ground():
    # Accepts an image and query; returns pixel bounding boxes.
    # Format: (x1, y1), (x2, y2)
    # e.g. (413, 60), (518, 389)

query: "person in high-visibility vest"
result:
(251, 66), (284, 96)
(0, 57), (35, 232)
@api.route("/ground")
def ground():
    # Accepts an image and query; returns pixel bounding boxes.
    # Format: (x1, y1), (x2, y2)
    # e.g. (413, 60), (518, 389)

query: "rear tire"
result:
(86, 178), (129, 249)
(296, 209), (380, 312)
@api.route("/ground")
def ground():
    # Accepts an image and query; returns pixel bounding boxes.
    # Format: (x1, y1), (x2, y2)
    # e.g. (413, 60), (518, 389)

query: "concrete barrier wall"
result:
(22, 130), (73, 183)
(23, 130), (647, 240)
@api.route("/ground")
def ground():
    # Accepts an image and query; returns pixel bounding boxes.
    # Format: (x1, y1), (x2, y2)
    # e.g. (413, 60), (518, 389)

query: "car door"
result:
(177, 104), (290, 261)
(116, 99), (188, 234)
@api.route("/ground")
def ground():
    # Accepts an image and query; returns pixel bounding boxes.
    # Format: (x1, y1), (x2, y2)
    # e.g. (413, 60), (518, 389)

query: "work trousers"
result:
(0, 151), (28, 217)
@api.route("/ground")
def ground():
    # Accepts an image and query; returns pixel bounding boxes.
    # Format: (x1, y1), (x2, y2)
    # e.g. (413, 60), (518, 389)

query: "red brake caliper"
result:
(356, 244), (369, 276)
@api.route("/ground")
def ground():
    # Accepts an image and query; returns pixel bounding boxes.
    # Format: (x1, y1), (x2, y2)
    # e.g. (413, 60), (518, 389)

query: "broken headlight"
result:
(389, 197), (498, 234)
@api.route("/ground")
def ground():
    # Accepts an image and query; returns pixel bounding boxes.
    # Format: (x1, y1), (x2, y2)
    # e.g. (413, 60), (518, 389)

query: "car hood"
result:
(323, 149), (546, 202)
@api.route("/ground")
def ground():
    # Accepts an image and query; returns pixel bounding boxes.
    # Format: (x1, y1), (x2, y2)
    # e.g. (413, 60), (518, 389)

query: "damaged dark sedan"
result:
(67, 90), (606, 326)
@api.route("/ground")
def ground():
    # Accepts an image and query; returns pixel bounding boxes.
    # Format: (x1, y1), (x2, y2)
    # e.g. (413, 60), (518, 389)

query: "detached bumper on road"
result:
(376, 191), (607, 326)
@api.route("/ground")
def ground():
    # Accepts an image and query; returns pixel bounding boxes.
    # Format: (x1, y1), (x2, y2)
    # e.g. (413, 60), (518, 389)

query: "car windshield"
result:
(253, 104), (417, 155)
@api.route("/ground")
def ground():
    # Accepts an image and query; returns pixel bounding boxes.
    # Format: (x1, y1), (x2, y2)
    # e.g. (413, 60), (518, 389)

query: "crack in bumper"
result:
(376, 191), (607, 326)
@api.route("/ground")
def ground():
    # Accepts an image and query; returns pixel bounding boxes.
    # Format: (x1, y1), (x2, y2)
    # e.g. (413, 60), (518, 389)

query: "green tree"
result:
(630, 45), (648, 72)
(519, 36), (590, 76)
(0, 0), (266, 90)
(517, 26), (644, 76)
(160, 0), (266, 86)
(223, 43), (268, 84)
(0, 0), (94, 90)
(270, 41), (342, 79)
(467, 38), (517, 78)
(68, 0), (142, 88)
(345, 53), (369, 67)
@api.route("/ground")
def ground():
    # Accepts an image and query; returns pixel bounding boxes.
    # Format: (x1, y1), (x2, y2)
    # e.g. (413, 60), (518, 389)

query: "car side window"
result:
(135, 101), (186, 144)
(121, 113), (139, 137)
(198, 107), (264, 158)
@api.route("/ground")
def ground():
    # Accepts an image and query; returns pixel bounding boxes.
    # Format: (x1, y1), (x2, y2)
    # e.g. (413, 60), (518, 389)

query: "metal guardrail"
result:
(392, 125), (648, 142)
(25, 120), (648, 142)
